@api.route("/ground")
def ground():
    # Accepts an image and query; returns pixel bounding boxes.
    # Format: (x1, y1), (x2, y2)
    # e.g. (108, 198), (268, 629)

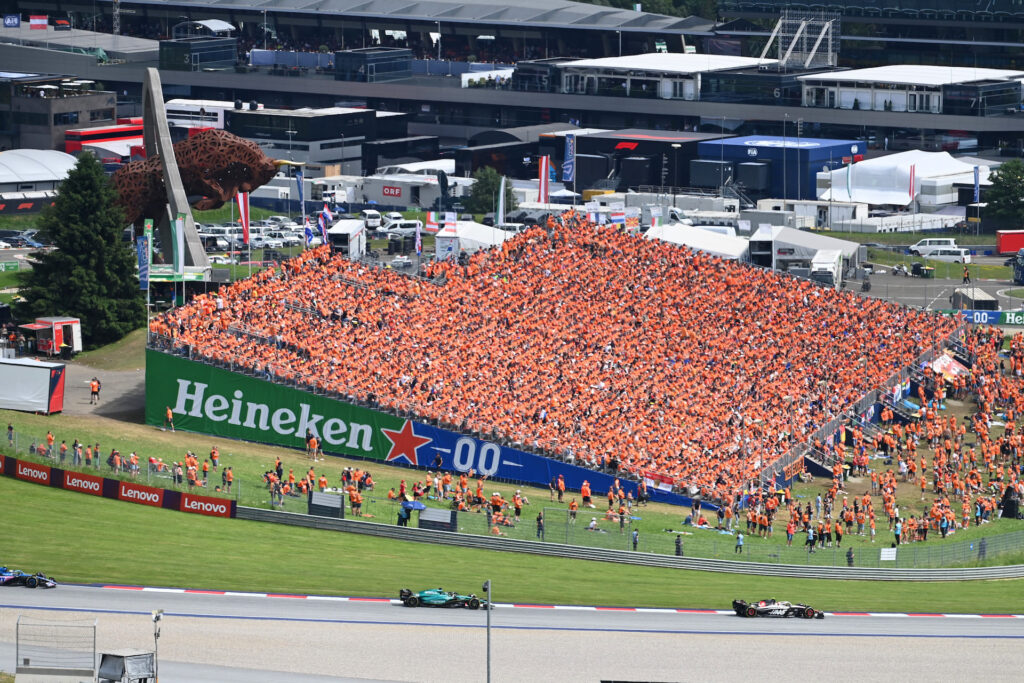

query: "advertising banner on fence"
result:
(180, 492), (233, 517)
(946, 309), (1024, 326)
(16, 459), (50, 485)
(146, 350), (695, 506)
(117, 481), (164, 508)
(63, 470), (103, 496)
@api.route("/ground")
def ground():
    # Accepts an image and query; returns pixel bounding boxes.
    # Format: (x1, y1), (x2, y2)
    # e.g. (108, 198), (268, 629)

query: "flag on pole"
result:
(236, 191), (250, 245)
(425, 211), (439, 233)
(173, 213), (186, 275)
(846, 161), (852, 200)
(304, 217), (314, 247)
(497, 176), (506, 226)
(973, 166), (980, 203)
(320, 203), (331, 244)
(30, 15), (47, 29)
(415, 220), (422, 256)
(444, 211), (457, 230)
(538, 156), (550, 203)
(295, 166), (304, 217)
(909, 164), (916, 201)
(562, 134), (576, 184)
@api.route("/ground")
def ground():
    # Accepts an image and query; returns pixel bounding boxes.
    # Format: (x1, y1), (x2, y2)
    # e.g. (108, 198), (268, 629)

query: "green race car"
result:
(399, 587), (489, 609)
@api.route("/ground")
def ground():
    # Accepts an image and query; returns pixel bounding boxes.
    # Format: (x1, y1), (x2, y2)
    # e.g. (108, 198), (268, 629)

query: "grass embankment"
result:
(3, 390), (1022, 567)
(867, 248), (1010, 280)
(4, 476), (1022, 612)
(73, 328), (146, 372)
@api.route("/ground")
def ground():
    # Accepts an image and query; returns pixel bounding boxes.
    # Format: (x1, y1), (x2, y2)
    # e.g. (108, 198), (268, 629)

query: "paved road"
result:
(0, 586), (1021, 682)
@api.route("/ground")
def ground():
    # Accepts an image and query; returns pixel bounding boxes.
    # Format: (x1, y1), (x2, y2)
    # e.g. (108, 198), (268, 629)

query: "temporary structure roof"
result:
(819, 150), (989, 206)
(797, 64), (1024, 87)
(645, 224), (749, 260)
(558, 53), (775, 75)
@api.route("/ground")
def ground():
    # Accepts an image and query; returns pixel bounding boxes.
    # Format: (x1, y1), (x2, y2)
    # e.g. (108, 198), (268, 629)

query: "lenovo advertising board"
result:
(63, 470), (103, 496)
(117, 481), (164, 508)
(145, 350), (694, 506)
(180, 492), (233, 518)
(15, 459), (50, 485)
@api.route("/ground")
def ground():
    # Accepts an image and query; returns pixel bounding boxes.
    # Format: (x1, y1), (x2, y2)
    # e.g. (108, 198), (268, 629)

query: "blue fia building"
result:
(694, 136), (862, 200)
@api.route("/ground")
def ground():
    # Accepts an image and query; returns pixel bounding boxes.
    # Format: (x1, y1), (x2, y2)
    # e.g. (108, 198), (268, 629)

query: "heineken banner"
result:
(145, 350), (694, 506)
(944, 309), (1024, 326)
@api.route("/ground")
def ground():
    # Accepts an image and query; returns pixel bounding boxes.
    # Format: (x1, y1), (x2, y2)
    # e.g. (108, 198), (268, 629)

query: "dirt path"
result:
(62, 361), (146, 422)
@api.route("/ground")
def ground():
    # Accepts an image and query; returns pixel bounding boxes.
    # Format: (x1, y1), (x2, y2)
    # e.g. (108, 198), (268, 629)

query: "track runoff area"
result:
(1, 584), (1021, 682)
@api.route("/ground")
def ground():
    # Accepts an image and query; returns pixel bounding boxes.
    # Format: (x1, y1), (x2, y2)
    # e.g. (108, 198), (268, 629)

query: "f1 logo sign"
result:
(614, 142), (639, 151)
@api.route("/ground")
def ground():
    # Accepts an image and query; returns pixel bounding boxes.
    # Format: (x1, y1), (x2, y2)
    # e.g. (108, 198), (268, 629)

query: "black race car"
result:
(733, 598), (824, 619)
(0, 567), (58, 589)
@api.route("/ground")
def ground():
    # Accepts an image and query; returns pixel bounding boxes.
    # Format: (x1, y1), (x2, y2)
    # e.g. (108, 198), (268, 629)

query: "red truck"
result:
(996, 230), (1024, 254)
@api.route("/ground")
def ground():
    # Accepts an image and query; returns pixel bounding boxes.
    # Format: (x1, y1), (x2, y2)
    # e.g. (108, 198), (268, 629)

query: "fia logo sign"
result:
(3, 15), (21, 28)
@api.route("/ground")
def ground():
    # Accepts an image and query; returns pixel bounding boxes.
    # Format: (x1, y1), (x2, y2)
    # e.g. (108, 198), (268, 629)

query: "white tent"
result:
(819, 150), (989, 206)
(645, 224), (749, 260)
(434, 221), (510, 258)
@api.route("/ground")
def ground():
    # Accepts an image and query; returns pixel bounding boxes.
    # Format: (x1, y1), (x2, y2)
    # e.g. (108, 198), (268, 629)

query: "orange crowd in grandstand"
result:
(151, 215), (960, 498)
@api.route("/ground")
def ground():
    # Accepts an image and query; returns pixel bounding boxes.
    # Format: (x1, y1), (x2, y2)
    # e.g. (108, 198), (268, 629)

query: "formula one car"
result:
(0, 567), (58, 589)
(399, 588), (488, 609)
(733, 598), (824, 619)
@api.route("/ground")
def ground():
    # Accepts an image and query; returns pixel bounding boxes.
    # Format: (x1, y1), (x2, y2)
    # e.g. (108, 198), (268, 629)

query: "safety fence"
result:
(236, 506), (1024, 581)
(2, 431), (242, 504)
(0, 453), (236, 519)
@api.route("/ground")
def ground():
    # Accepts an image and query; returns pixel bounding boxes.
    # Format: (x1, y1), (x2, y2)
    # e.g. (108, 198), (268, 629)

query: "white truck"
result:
(810, 249), (843, 289)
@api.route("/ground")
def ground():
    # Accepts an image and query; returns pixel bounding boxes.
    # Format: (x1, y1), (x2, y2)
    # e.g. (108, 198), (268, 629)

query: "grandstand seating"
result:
(150, 217), (959, 501)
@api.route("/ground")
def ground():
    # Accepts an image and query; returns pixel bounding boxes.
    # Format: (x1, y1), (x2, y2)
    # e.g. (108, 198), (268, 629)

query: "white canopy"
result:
(819, 150), (989, 206)
(434, 220), (510, 257)
(645, 224), (749, 260)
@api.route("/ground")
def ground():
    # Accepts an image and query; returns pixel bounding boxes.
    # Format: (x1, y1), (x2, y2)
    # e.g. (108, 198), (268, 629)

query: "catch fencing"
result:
(16, 617), (96, 675)
(237, 506), (1024, 581)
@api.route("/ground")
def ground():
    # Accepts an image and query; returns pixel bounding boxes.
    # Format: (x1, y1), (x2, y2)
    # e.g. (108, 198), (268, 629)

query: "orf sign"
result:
(382, 186), (402, 197)
(16, 460), (50, 485)
(63, 471), (103, 496)
(118, 481), (164, 507)
(180, 493), (231, 518)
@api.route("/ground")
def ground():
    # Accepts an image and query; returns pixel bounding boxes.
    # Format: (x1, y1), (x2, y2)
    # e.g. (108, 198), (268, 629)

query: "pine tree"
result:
(16, 153), (145, 348)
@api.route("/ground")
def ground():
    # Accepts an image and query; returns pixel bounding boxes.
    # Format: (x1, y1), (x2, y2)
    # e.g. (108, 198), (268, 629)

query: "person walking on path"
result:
(963, 265), (971, 285)
(735, 532), (744, 554)
(90, 378), (100, 405)
(536, 511), (544, 540)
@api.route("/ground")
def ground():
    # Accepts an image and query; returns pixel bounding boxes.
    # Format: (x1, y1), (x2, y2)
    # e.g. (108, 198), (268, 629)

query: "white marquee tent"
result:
(645, 224), (749, 260)
(819, 150), (989, 206)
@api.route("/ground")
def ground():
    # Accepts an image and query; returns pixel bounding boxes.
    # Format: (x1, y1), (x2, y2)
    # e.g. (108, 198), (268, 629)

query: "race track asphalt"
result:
(1, 585), (1022, 682)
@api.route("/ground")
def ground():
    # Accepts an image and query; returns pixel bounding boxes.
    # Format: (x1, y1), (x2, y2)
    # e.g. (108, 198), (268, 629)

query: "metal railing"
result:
(237, 506), (1024, 580)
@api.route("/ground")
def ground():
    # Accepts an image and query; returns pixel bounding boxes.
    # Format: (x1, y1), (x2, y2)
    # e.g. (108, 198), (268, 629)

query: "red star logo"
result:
(382, 421), (432, 466)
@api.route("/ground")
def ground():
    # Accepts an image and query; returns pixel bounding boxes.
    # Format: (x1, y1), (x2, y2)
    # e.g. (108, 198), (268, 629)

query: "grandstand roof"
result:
(0, 24), (158, 57)
(0, 149), (77, 185)
(122, 0), (716, 34)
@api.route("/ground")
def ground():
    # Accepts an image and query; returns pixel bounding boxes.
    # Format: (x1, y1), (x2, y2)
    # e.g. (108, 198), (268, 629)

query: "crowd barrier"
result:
(237, 506), (1024, 581)
(144, 348), (698, 508)
(0, 454), (236, 519)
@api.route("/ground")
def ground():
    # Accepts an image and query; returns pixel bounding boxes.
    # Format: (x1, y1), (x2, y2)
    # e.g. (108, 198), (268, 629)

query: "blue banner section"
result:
(3, 15), (20, 28)
(136, 235), (150, 291)
(404, 422), (697, 507)
(562, 134), (576, 184)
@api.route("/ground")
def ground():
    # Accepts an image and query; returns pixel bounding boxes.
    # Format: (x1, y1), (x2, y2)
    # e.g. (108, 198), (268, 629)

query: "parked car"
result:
(385, 220), (423, 238)
(252, 235), (284, 249)
(929, 247), (972, 264)
(266, 230), (302, 247)
(0, 240), (10, 249)
(908, 237), (958, 257)
(383, 211), (404, 225)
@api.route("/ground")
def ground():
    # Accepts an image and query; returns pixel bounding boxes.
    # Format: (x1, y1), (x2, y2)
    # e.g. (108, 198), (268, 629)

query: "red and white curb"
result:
(96, 585), (1024, 618)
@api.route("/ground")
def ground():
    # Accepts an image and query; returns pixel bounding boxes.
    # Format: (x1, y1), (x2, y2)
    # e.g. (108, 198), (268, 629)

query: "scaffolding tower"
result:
(760, 9), (840, 70)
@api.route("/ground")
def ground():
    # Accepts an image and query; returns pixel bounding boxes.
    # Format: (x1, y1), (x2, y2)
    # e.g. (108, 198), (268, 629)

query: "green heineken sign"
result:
(146, 350), (406, 459)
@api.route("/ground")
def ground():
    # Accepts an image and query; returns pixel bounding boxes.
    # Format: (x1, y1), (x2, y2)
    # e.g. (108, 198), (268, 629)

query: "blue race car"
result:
(399, 588), (487, 609)
(0, 567), (58, 589)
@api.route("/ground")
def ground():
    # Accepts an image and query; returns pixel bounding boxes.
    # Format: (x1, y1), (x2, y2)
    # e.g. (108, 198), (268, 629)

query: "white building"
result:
(558, 53), (776, 101)
(798, 65), (1024, 113)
